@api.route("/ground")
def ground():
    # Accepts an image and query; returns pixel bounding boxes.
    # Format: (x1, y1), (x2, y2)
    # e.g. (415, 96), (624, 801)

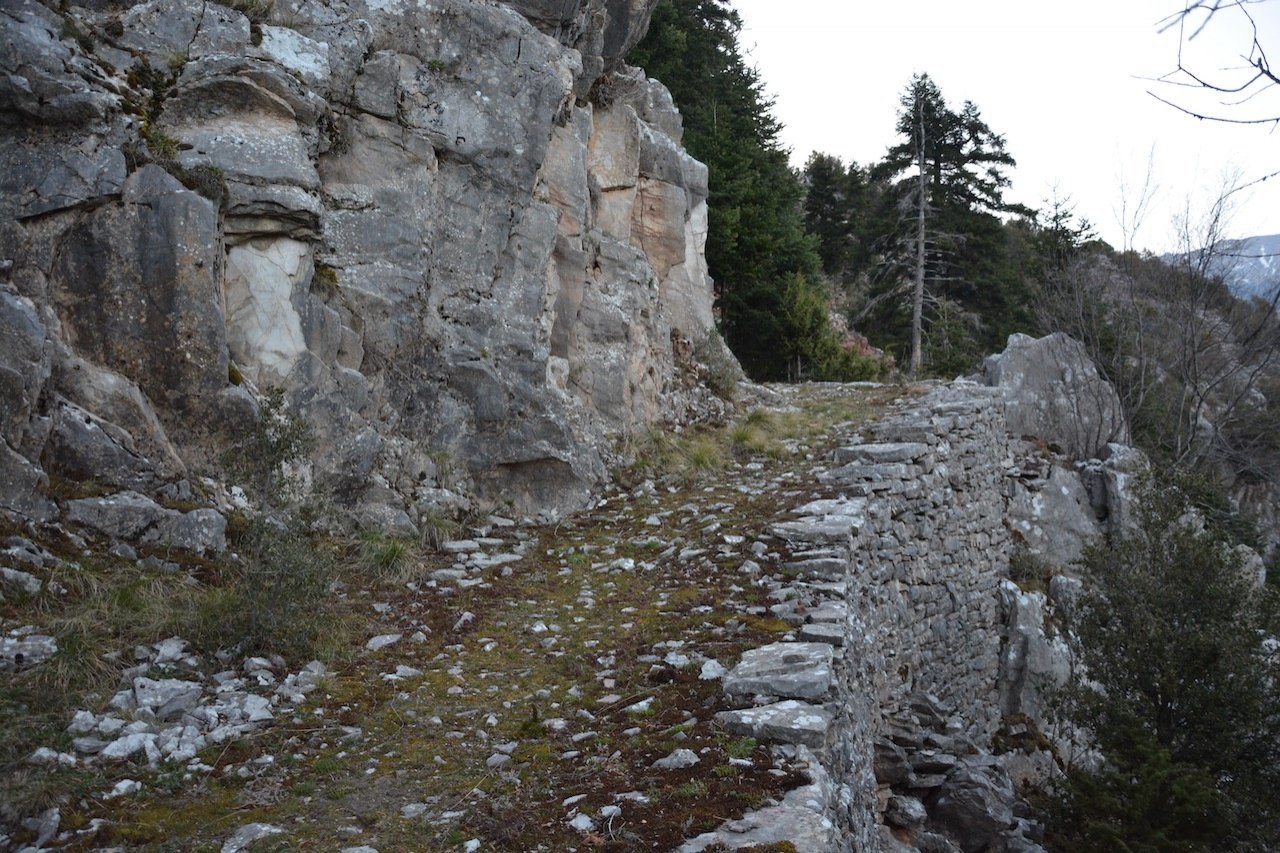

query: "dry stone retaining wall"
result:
(846, 383), (1010, 735)
(765, 382), (1014, 849)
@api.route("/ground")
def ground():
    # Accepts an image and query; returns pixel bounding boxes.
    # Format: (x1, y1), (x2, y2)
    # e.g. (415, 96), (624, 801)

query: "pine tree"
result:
(802, 153), (855, 278)
(879, 74), (1020, 217)
(854, 74), (1032, 372)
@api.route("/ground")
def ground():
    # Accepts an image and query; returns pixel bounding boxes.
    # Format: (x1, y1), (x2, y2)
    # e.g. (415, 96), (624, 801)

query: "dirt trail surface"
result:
(2, 383), (904, 852)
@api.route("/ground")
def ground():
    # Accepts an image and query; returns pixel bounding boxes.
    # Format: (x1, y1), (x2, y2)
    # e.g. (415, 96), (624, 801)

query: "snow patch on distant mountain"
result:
(1163, 233), (1280, 305)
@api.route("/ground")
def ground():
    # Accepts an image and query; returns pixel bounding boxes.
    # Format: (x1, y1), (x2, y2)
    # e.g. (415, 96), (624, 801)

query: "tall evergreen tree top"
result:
(879, 73), (1022, 216)
(629, 0), (783, 155)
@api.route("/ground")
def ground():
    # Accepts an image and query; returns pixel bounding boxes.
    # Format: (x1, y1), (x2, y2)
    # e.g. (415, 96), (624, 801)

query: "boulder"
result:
(46, 401), (159, 491)
(885, 794), (929, 830)
(65, 492), (173, 541)
(132, 677), (203, 722)
(54, 355), (186, 481)
(651, 748), (699, 770)
(874, 737), (915, 786)
(1, 631), (58, 672)
(1008, 461), (1099, 566)
(997, 581), (1071, 724)
(0, 567), (42, 597)
(65, 492), (226, 554)
(714, 700), (834, 749)
(928, 763), (1017, 853)
(983, 333), (1128, 460)
(1077, 443), (1149, 534)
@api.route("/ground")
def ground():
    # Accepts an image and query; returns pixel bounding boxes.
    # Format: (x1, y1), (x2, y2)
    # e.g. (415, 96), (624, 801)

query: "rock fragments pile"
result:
(27, 638), (332, 787)
(875, 694), (1045, 853)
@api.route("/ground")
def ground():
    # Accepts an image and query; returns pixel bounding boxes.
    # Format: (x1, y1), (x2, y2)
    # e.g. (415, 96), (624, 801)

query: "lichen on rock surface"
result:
(0, 0), (720, 530)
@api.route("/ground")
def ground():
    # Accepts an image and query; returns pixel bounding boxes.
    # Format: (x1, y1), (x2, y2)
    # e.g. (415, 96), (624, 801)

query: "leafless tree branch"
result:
(1150, 0), (1279, 124)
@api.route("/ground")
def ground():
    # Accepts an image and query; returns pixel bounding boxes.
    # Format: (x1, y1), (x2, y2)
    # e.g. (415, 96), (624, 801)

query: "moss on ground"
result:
(0, 383), (904, 850)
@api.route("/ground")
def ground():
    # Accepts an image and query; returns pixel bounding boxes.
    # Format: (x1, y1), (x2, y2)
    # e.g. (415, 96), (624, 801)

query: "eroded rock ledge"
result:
(1, 0), (723, 532)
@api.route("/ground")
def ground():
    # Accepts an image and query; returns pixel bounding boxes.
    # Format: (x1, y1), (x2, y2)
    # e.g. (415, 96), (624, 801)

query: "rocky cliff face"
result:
(1, 0), (722, 530)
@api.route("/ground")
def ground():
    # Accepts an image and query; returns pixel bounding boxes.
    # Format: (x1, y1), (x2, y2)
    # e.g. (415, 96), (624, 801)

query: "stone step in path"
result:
(715, 700), (834, 749)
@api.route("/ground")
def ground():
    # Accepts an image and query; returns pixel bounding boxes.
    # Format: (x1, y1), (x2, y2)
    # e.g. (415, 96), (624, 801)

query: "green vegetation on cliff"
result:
(630, 0), (881, 382)
(1053, 475), (1280, 850)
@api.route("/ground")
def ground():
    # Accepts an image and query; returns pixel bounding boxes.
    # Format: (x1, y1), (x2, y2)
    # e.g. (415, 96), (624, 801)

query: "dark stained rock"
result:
(49, 166), (227, 417)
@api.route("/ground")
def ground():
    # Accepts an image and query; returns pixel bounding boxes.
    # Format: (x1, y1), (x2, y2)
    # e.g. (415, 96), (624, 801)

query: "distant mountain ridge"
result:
(1164, 233), (1280, 303)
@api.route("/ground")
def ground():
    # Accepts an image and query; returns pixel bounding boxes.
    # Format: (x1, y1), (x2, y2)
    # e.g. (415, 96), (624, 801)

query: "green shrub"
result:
(61, 18), (94, 52)
(419, 509), (462, 552)
(1007, 544), (1052, 593)
(312, 263), (340, 295)
(171, 163), (228, 207)
(216, 0), (274, 23)
(357, 531), (419, 581)
(1051, 727), (1231, 853)
(144, 130), (178, 161)
(1051, 475), (1280, 849)
(223, 388), (315, 511)
(207, 389), (334, 661)
(192, 517), (334, 661)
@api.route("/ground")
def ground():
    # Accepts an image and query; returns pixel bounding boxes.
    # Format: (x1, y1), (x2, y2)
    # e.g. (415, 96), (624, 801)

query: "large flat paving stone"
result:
(715, 700), (834, 748)
(723, 642), (834, 700)
(798, 622), (844, 646)
(769, 516), (859, 546)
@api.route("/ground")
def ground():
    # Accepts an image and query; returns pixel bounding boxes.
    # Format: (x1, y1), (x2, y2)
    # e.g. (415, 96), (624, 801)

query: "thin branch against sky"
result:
(725, 0), (1280, 252)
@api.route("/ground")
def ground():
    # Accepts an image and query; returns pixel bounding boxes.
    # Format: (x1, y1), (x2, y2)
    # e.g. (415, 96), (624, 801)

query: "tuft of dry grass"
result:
(356, 531), (421, 581)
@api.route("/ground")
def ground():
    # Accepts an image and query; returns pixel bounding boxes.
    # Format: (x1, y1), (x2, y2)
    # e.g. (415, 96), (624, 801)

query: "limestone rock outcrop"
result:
(986, 333), (1148, 570)
(1, 0), (721, 531)
(983, 332), (1128, 461)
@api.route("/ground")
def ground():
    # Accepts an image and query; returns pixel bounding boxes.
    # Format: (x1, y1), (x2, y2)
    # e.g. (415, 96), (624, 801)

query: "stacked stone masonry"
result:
(755, 383), (1014, 851)
(847, 384), (1009, 738)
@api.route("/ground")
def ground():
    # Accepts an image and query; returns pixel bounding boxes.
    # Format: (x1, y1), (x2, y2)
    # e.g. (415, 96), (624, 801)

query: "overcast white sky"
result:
(730, 0), (1280, 253)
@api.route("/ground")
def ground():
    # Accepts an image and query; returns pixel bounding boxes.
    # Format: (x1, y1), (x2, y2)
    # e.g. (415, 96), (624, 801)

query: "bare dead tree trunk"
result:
(910, 98), (926, 376)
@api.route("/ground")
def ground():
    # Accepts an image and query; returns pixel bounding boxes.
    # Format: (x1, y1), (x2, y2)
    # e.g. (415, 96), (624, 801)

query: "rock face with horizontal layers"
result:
(0, 0), (722, 530)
